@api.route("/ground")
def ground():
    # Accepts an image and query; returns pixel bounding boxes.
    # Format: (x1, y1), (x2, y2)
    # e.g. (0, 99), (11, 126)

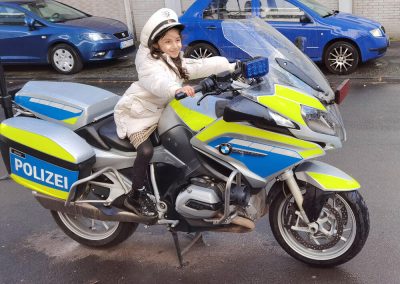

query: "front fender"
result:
(295, 161), (360, 191)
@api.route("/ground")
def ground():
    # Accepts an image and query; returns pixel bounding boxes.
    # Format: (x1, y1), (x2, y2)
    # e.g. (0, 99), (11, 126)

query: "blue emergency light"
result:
(242, 57), (269, 79)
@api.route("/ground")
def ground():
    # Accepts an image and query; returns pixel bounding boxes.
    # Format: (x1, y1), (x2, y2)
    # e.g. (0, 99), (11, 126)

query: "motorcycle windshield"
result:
(221, 18), (334, 101)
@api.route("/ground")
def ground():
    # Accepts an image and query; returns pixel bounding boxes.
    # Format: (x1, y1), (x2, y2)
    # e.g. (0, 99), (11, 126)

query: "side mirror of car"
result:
(25, 16), (36, 31)
(299, 14), (311, 24)
(294, 36), (307, 52)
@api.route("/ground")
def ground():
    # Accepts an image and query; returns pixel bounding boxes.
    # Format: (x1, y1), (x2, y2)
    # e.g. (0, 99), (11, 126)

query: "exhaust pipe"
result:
(33, 192), (157, 224)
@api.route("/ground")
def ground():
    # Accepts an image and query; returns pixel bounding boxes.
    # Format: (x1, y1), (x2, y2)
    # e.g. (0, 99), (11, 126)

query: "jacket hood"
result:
(59, 16), (128, 33)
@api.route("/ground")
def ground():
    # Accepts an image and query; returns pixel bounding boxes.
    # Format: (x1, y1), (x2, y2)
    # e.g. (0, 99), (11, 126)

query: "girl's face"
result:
(154, 28), (182, 58)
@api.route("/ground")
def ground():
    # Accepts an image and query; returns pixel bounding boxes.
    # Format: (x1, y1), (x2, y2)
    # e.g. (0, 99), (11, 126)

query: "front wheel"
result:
(51, 211), (138, 248)
(269, 189), (369, 267)
(324, 41), (359, 75)
(184, 43), (219, 59)
(49, 44), (83, 74)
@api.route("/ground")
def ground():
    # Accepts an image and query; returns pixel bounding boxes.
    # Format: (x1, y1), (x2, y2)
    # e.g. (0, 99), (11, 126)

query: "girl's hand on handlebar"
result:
(176, 86), (196, 97)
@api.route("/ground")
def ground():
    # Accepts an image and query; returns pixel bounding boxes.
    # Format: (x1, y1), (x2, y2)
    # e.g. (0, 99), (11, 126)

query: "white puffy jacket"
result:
(114, 44), (235, 139)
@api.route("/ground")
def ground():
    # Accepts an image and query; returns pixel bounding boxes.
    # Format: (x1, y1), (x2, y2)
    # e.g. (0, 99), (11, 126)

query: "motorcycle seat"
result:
(98, 119), (161, 152)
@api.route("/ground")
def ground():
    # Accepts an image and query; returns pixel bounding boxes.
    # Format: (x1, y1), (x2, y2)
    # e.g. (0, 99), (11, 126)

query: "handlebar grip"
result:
(175, 92), (188, 100)
(174, 84), (204, 100)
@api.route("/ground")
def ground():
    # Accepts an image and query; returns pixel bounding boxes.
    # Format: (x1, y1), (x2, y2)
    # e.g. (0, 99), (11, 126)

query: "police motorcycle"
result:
(0, 18), (369, 267)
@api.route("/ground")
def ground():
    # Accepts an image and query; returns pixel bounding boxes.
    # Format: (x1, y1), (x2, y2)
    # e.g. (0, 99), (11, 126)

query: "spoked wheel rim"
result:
(57, 212), (120, 241)
(190, 47), (215, 59)
(53, 48), (75, 72)
(328, 46), (355, 73)
(277, 194), (356, 261)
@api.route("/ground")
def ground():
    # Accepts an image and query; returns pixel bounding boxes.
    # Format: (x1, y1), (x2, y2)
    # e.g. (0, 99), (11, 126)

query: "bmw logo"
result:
(219, 143), (232, 155)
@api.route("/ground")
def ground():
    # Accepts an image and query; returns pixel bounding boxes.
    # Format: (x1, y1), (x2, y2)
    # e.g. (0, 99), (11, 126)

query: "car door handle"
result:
(206, 25), (217, 30)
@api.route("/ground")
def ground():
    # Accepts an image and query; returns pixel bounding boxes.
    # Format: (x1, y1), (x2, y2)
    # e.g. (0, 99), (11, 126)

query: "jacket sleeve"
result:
(137, 55), (182, 99)
(184, 56), (236, 80)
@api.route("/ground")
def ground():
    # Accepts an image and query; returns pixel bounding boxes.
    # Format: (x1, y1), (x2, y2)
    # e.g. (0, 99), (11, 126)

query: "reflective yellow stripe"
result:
(10, 174), (69, 200)
(63, 117), (79, 125)
(308, 172), (360, 191)
(196, 120), (324, 159)
(258, 84), (326, 126)
(170, 100), (215, 131)
(0, 124), (76, 163)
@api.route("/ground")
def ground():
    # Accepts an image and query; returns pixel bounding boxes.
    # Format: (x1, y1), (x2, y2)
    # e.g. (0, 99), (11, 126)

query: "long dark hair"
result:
(149, 28), (189, 81)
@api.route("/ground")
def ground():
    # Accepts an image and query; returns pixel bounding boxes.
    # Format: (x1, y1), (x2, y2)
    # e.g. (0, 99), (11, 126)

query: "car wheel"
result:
(184, 43), (219, 59)
(324, 41), (359, 75)
(49, 44), (83, 74)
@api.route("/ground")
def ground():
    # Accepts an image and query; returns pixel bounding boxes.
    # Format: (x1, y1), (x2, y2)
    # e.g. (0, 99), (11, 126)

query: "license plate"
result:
(9, 149), (79, 192)
(120, 39), (134, 49)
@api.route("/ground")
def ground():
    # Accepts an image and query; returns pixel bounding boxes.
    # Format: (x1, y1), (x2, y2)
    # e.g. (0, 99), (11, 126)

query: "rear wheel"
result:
(51, 211), (137, 247)
(324, 41), (359, 75)
(184, 43), (219, 59)
(49, 43), (83, 74)
(269, 189), (369, 267)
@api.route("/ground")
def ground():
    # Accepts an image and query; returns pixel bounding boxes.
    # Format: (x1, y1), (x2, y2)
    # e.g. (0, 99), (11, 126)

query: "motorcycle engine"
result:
(175, 177), (223, 219)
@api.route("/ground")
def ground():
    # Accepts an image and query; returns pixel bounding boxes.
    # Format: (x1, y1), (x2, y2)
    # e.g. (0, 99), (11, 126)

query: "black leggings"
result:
(131, 138), (154, 190)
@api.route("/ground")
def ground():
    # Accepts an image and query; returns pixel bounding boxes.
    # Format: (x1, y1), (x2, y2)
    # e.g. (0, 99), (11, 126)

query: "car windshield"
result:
(296, 0), (333, 17)
(221, 18), (334, 101)
(20, 0), (88, 23)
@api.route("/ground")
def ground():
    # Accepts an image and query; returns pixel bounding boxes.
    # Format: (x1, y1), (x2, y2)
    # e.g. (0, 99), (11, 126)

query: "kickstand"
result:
(169, 230), (206, 268)
(170, 229), (185, 268)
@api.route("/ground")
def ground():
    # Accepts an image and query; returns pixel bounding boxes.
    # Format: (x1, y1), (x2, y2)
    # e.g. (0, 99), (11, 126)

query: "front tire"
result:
(184, 43), (219, 59)
(324, 41), (359, 75)
(51, 211), (138, 248)
(269, 189), (369, 267)
(49, 44), (83, 74)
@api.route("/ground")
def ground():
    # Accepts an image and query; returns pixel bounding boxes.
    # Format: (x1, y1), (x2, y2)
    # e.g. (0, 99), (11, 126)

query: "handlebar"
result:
(174, 77), (216, 101)
(174, 85), (203, 100)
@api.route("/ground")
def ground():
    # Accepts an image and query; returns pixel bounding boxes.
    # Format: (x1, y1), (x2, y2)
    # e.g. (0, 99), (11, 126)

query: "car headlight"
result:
(301, 106), (340, 136)
(83, 32), (113, 41)
(370, 28), (383, 37)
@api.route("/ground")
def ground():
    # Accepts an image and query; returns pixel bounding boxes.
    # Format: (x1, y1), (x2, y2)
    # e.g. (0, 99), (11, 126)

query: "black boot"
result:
(124, 187), (157, 217)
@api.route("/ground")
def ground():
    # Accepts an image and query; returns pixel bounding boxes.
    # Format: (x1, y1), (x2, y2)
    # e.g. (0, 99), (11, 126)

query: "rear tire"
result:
(269, 189), (369, 267)
(51, 210), (138, 248)
(49, 43), (83, 74)
(184, 43), (219, 59)
(324, 41), (359, 75)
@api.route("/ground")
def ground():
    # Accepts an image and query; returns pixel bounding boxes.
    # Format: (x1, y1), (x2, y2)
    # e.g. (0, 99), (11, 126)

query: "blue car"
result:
(180, 0), (390, 74)
(0, 0), (135, 74)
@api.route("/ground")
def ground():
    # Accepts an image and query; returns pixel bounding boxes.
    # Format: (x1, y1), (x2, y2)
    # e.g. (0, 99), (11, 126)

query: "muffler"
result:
(33, 192), (156, 224)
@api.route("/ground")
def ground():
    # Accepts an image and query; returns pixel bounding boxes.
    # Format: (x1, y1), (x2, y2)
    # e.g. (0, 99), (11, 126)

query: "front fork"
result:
(279, 170), (318, 232)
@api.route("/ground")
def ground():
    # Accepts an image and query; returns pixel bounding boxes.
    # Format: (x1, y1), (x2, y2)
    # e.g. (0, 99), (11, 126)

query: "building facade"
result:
(60, 0), (400, 39)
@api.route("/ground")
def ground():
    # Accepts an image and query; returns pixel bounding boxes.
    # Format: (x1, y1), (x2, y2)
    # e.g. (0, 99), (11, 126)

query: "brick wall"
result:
(354, 0), (400, 38)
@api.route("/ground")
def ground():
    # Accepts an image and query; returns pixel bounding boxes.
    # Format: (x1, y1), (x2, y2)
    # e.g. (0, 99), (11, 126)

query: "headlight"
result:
(370, 28), (383, 37)
(83, 32), (113, 41)
(301, 105), (346, 141)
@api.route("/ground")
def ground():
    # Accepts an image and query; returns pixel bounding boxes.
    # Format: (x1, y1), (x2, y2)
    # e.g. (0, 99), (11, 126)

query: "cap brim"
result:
(149, 23), (185, 46)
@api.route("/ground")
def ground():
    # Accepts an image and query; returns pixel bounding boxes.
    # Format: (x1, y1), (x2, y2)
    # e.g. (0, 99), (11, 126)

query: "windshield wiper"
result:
(322, 12), (333, 18)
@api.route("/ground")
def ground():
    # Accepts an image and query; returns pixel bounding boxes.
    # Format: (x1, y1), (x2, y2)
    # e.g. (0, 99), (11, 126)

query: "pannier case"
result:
(0, 117), (95, 200)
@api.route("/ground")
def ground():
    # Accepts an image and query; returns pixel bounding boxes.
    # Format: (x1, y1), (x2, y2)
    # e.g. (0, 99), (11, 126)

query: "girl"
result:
(114, 8), (236, 216)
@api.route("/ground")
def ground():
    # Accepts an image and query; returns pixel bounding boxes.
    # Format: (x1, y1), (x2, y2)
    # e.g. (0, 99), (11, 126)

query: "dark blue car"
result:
(180, 0), (390, 74)
(0, 0), (135, 74)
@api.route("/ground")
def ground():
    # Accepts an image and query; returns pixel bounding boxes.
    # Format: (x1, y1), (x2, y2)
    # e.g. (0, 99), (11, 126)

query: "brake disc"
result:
(285, 202), (344, 250)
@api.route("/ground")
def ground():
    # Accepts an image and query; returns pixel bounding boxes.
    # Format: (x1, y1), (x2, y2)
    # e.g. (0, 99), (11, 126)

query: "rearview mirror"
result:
(300, 14), (311, 23)
(24, 16), (36, 31)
